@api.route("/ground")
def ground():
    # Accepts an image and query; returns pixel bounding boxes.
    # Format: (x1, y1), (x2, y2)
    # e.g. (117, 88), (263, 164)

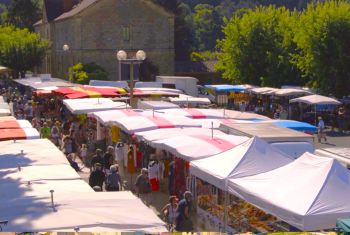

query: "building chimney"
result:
(63, 0), (74, 12)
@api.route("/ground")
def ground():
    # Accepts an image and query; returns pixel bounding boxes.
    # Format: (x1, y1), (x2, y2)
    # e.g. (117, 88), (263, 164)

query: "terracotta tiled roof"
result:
(54, 0), (98, 21)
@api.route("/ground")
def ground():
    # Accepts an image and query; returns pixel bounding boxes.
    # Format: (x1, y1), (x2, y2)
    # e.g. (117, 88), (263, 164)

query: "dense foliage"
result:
(293, 1), (350, 97)
(0, 25), (49, 78)
(68, 62), (109, 85)
(1, 0), (41, 31)
(217, 0), (350, 97)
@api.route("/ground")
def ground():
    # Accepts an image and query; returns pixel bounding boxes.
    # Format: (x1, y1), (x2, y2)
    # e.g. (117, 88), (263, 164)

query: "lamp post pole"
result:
(63, 44), (70, 78)
(116, 50), (146, 108)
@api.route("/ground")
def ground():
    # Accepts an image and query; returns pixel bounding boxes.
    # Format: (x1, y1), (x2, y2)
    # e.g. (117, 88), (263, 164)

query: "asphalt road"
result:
(314, 128), (350, 149)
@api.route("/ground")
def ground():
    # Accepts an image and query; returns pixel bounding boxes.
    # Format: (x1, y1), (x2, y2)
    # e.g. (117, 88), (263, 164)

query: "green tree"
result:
(293, 0), (350, 98)
(69, 62), (108, 85)
(193, 4), (223, 51)
(0, 25), (49, 78)
(216, 6), (302, 87)
(154, 0), (195, 60)
(2, 0), (41, 31)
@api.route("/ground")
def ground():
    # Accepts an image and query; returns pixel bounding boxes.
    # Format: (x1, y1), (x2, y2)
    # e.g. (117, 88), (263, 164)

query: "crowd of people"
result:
(0, 82), (195, 231)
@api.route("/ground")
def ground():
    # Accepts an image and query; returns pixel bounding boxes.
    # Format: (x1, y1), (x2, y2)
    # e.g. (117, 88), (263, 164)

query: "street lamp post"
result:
(63, 44), (71, 78)
(116, 50), (146, 107)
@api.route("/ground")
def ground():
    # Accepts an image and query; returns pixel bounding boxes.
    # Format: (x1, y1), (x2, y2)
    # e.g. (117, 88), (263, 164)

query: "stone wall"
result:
(38, 0), (175, 80)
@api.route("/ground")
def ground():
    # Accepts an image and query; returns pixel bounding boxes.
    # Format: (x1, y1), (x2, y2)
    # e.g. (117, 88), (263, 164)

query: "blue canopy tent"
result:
(205, 84), (247, 93)
(269, 120), (317, 133)
(336, 218), (350, 233)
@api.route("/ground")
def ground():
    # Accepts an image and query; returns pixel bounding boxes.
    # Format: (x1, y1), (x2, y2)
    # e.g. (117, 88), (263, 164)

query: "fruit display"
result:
(197, 192), (279, 232)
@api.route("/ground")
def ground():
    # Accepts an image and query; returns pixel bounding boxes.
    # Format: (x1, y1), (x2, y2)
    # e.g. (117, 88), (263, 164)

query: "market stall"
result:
(1, 191), (167, 232)
(0, 120), (33, 129)
(137, 100), (179, 110)
(205, 84), (251, 107)
(290, 94), (342, 124)
(135, 127), (231, 142)
(155, 108), (227, 119)
(191, 137), (293, 232)
(261, 120), (317, 133)
(63, 98), (129, 115)
(54, 85), (127, 99)
(109, 115), (202, 134)
(169, 94), (211, 107)
(0, 139), (70, 169)
(150, 134), (249, 161)
(229, 152), (350, 231)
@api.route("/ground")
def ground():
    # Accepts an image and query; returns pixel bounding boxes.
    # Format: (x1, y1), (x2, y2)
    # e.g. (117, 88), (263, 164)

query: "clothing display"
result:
(148, 160), (160, 192)
(127, 145), (137, 174)
(174, 157), (187, 198)
(111, 125), (121, 143)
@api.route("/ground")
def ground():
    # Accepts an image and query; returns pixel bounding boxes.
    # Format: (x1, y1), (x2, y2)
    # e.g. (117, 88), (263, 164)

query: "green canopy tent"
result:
(336, 218), (350, 233)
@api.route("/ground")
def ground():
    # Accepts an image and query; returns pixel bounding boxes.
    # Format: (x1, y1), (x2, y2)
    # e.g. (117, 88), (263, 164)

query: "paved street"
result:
(314, 128), (350, 149)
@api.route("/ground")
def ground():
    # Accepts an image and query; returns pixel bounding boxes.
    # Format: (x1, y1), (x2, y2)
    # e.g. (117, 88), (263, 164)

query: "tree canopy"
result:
(216, 6), (301, 87)
(293, 0), (350, 97)
(69, 62), (109, 85)
(1, 0), (41, 31)
(0, 25), (49, 78)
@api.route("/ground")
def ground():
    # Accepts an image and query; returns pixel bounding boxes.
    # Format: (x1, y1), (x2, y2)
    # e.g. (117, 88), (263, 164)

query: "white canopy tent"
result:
(0, 115), (15, 120)
(109, 115), (202, 134)
(135, 127), (229, 142)
(0, 139), (69, 169)
(151, 134), (249, 161)
(229, 152), (350, 231)
(0, 164), (81, 184)
(88, 109), (154, 125)
(155, 108), (227, 119)
(1, 191), (167, 232)
(0, 108), (11, 116)
(250, 87), (280, 95)
(63, 98), (129, 115)
(137, 100), (179, 110)
(14, 76), (74, 89)
(223, 109), (271, 120)
(290, 94), (341, 105)
(0, 179), (93, 202)
(169, 94), (211, 106)
(190, 137), (293, 190)
(274, 88), (313, 97)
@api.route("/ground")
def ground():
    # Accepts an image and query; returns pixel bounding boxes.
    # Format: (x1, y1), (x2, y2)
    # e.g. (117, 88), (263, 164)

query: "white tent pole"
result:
(211, 121), (214, 139)
(223, 180), (228, 232)
(315, 104), (317, 126)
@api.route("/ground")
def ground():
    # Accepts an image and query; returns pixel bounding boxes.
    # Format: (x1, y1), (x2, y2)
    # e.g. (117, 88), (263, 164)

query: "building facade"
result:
(34, 0), (175, 81)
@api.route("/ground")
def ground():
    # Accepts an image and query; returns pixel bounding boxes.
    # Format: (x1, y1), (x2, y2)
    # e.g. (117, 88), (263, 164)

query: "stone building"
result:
(34, 0), (175, 81)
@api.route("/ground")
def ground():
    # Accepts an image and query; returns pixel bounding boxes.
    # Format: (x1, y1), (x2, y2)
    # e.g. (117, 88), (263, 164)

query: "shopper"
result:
(105, 164), (121, 191)
(162, 196), (178, 228)
(89, 163), (105, 189)
(317, 116), (327, 143)
(175, 191), (193, 232)
(134, 168), (152, 203)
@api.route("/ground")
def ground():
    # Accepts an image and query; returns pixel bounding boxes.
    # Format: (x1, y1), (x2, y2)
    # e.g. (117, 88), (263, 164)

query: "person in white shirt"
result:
(318, 116), (327, 143)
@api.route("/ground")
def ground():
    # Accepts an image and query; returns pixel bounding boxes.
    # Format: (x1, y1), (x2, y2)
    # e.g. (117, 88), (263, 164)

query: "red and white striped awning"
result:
(88, 109), (154, 125)
(0, 128), (39, 141)
(151, 134), (249, 161)
(110, 115), (202, 134)
(0, 120), (33, 129)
